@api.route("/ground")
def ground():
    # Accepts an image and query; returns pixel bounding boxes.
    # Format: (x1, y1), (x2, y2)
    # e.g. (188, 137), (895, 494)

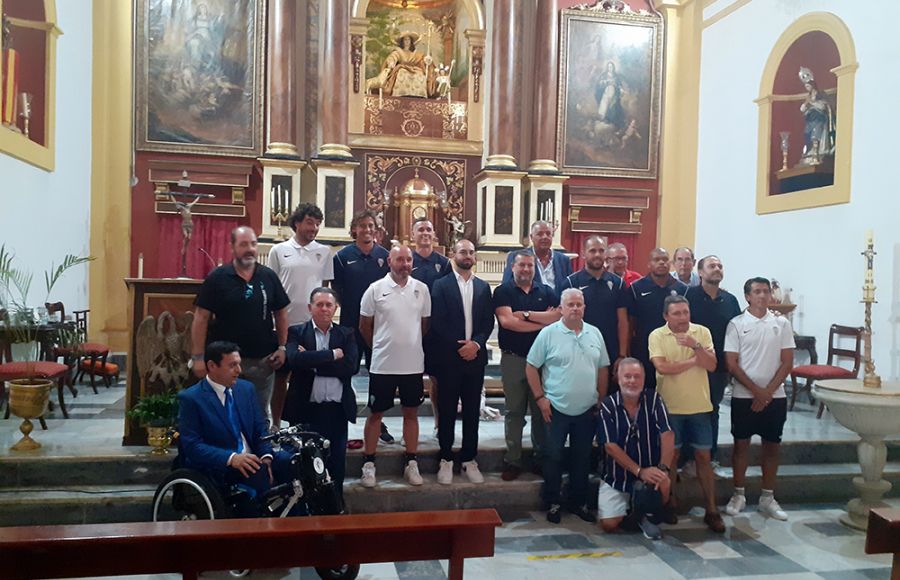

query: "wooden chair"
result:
(72, 309), (118, 393)
(790, 324), (864, 418)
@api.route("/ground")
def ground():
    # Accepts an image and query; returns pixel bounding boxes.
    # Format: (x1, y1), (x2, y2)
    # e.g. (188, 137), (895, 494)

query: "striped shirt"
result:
(597, 390), (672, 493)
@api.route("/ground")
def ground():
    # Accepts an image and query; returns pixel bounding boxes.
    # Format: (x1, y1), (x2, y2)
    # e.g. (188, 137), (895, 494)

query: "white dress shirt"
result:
(310, 323), (344, 403)
(206, 376), (252, 465)
(454, 270), (474, 341)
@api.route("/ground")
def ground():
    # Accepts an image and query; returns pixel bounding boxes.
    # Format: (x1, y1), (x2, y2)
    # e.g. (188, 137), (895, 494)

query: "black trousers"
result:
(298, 402), (349, 497)
(436, 364), (485, 463)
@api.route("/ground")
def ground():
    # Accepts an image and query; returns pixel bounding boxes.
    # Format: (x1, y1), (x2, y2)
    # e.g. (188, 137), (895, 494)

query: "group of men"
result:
(177, 206), (796, 540)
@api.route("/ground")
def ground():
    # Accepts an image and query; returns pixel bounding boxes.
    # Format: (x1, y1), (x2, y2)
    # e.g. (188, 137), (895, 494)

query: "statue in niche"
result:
(366, 31), (437, 98)
(798, 67), (835, 166)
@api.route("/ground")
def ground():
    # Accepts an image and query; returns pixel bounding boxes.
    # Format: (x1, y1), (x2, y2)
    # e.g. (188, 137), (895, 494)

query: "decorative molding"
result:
(569, 0), (653, 16)
(471, 45), (484, 103)
(349, 134), (483, 156)
(351, 34), (363, 93)
(364, 154), (466, 223)
(155, 201), (246, 218)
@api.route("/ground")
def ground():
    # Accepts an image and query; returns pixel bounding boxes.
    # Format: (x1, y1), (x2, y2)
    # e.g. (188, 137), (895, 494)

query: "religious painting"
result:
(134, 0), (265, 157)
(557, 5), (663, 178)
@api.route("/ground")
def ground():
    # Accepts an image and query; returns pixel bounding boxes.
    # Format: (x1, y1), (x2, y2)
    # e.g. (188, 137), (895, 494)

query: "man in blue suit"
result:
(430, 239), (495, 485)
(178, 341), (289, 500)
(282, 287), (359, 496)
(501, 220), (572, 291)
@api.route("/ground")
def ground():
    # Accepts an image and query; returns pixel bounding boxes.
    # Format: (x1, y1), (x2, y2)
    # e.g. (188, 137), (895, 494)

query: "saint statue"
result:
(366, 31), (437, 98)
(798, 67), (835, 165)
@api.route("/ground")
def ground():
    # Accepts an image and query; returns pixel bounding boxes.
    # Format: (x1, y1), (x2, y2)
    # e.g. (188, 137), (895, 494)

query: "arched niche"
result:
(0, 0), (61, 171)
(348, 0), (486, 155)
(755, 12), (857, 214)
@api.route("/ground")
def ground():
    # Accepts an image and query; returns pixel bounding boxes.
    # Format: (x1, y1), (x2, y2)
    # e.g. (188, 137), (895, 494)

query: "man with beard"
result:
(190, 226), (290, 420)
(430, 239), (494, 484)
(358, 245), (431, 487)
(502, 220), (572, 291)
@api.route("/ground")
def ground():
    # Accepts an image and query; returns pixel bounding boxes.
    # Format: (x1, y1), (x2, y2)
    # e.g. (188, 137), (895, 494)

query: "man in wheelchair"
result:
(177, 341), (294, 516)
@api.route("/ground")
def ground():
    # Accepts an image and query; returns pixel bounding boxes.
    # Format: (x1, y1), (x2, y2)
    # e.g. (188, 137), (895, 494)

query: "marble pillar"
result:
(529, 0), (560, 174)
(317, 0), (352, 159)
(485, 0), (519, 169)
(264, 0), (300, 158)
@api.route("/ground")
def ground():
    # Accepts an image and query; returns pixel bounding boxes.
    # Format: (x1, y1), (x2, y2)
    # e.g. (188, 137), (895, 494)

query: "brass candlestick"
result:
(271, 209), (288, 241)
(860, 230), (881, 388)
(779, 131), (790, 171)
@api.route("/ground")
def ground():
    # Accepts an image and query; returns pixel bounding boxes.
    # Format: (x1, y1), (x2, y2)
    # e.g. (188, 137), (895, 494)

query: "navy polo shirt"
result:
(598, 389), (672, 493)
(626, 275), (688, 355)
(332, 243), (390, 330)
(492, 280), (559, 357)
(685, 285), (742, 372)
(412, 250), (452, 291)
(195, 263), (290, 358)
(559, 269), (627, 361)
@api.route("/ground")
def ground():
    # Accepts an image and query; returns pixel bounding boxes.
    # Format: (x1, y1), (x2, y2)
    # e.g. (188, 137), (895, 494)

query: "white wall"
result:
(695, 0), (900, 379)
(0, 1), (93, 313)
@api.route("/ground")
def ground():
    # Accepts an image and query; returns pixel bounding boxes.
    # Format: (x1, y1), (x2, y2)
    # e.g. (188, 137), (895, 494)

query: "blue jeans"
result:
(679, 371), (729, 463)
(670, 412), (714, 451)
(543, 406), (596, 507)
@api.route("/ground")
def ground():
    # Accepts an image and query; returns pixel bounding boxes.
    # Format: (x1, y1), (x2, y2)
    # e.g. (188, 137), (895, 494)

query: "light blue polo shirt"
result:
(526, 320), (610, 416)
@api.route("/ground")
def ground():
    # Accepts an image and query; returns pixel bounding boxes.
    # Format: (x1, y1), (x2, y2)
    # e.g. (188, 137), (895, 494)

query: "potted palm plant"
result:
(126, 391), (179, 454)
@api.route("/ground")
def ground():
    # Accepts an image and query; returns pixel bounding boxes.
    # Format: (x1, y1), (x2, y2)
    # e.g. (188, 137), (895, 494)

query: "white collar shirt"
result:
(206, 376), (250, 458)
(536, 249), (556, 289)
(310, 323), (343, 403)
(454, 270), (474, 341)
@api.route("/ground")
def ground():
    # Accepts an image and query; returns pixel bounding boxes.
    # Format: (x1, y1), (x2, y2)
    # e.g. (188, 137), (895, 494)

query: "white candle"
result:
(138, 253), (144, 279)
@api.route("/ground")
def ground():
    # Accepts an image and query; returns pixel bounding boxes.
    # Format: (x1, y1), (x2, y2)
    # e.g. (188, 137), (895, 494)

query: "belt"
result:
(501, 350), (525, 357)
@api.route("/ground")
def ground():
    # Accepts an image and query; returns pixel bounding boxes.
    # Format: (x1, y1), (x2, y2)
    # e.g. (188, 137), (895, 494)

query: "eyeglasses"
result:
(244, 283), (254, 300)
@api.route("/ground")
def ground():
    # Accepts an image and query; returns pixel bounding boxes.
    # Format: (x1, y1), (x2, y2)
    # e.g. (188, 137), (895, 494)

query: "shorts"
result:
(596, 481), (629, 520)
(731, 397), (787, 443)
(367, 373), (425, 413)
(669, 412), (713, 450)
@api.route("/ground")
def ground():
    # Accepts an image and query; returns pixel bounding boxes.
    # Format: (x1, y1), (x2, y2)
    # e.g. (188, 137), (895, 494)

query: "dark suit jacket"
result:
(429, 273), (495, 372)
(501, 247), (573, 288)
(283, 321), (359, 425)
(177, 378), (273, 480)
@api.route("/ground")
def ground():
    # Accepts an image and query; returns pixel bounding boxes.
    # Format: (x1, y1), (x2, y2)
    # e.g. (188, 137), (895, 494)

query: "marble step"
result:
(1, 462), (899, 527)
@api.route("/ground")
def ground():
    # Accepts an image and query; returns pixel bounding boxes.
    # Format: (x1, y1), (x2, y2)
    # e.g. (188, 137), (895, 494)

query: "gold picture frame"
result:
(556, 4), (663, 178)
(134, 0), (266, 157)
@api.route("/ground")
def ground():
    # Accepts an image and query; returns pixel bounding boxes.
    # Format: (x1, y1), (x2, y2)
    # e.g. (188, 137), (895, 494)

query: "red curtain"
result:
(158, 216), (239, 279)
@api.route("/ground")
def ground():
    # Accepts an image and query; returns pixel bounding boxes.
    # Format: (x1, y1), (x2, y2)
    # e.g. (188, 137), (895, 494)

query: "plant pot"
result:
(146, 426), (173, 455)
(10, 341), (39, 363)
(7, 379), (53, 451)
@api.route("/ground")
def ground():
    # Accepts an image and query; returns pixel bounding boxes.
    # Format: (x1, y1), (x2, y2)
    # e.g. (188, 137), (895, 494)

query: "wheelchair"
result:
(152, 425), (359, 580)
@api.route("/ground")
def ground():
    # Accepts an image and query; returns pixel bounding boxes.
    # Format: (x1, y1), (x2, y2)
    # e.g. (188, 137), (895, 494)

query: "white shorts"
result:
(597, 481), (630, 520)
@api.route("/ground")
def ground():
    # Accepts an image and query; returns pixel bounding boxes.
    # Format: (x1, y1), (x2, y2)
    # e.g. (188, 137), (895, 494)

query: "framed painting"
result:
(556, 4), (663, 178)
(135, 0), (265, 157)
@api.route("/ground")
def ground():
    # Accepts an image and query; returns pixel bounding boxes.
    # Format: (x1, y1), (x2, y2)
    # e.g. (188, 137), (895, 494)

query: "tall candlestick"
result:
(138, 253), (144, 279)
(860, 230), (881, 388)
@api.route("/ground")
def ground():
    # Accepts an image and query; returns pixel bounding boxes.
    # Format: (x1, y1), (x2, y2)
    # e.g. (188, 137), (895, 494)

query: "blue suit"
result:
(429, 273), (495, 462)
(178, 378), (278, 495)
(501, 248), (572, 290)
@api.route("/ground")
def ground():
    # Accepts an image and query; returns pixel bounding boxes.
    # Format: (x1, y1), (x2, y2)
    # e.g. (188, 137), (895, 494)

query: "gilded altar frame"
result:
(134, 0), (266, 157)
(556, 4), (663, 178)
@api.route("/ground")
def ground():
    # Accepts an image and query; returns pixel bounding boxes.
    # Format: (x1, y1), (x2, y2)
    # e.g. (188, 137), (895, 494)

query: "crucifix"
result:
(168, 171), (214, 278)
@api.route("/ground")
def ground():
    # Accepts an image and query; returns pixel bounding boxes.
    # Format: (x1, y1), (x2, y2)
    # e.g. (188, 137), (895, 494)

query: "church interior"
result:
(1, 0), (899, 578)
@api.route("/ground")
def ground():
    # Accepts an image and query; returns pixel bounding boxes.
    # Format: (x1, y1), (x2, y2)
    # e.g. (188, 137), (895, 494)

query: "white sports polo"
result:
(724, 309), (795, 398)
(268, 238), (334, 326)
(359, 274), (431, 375)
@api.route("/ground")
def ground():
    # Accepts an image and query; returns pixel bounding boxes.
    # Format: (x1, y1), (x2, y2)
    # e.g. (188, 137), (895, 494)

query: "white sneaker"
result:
(711, 461), (730, 479)
(437, 459), (454, 485)
(724, 493), (746, 516)
(462, 460), (484, 484)
(681, 460), (697, 478)
(758, 496), (788, 521)
(360, 461), (377, 488)
(404, 460), (424, 486)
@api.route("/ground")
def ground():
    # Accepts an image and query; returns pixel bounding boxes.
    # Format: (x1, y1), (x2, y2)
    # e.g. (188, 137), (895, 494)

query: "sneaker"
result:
(711, 461), (729, 479)
(724, 493), (746, 516)
(379, 424), (394, 444)
(569, 504), (595, 523)
(432, 427), (439, 440)
(462, 460), (484, 484)
(437, 459), (454, 485)
(704, 511), (726, 534)
(758, 496), (788, 521)
(360, 461), (377, 488)
(500, 463), (521, 481)
(404, 460), (424, 486)
(639, 516), (662, 540)
(547, 503), (562, 524)
(681, 460), (697, 478)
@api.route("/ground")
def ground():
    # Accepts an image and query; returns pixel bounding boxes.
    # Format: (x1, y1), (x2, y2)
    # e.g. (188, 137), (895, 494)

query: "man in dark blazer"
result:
(178, 341), (289, 500)
(283, 287), (359, 495)
(501, 220), (572, 291)
(430, 239), (495, 484)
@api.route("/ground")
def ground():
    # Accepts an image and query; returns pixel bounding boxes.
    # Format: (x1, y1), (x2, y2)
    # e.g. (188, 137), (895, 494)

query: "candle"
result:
(271, 184), (278, 213)
(138, 253), (144, 279)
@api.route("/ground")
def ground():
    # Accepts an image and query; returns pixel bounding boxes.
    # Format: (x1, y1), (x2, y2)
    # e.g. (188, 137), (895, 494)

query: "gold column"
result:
(89, 0), (132, 350)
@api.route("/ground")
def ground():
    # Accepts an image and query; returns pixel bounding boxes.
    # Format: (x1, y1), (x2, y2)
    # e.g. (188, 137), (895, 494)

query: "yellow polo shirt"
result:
(648, 323), (714, 415)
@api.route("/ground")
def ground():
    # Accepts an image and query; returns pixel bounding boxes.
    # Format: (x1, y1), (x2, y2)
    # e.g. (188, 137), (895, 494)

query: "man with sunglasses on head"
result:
(191, 226), (291, 423)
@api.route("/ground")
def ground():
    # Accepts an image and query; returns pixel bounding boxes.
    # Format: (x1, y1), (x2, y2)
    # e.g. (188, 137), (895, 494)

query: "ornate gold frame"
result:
(133, 0), (266, 157)
(556, 4), (663, 178)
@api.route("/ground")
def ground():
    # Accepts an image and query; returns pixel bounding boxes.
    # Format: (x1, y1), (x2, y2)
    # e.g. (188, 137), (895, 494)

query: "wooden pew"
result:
(865, 507), (900, 580)
(1, 508), (502, 580)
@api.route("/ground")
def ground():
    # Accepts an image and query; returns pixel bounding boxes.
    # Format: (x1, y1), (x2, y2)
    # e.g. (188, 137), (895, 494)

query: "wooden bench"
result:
(1, 508), (502, 580)
(865, 507), (900, 580)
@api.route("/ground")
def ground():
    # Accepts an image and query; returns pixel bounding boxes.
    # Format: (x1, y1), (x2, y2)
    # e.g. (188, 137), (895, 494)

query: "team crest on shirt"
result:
(607, 281), (613, 290)
(378, 258), (384, 267)
(670, 290), (677, 296)
(414, 289), (420, 298)
(435, 264), (441, 272)
(315, 253), (322, 262)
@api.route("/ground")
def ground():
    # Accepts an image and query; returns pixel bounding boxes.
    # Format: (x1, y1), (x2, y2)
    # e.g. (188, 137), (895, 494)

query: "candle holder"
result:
(779, 131), (790, 171)
(860, 231), (881, 388)
(270, 208), (288, 241)
(18, 92), (32, 139)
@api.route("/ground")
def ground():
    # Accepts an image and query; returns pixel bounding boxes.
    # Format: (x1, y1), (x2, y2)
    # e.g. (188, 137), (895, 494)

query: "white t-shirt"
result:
(268, 238), (334, 326)
(359, 274), (431, 374)
(724, 309), (795, 398)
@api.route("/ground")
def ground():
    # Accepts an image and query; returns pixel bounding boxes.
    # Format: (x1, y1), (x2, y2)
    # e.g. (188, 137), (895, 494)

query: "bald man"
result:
(358, 245), (432, 487)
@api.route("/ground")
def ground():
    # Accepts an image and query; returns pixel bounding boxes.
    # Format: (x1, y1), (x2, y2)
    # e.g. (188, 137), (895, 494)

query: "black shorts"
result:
(731, 397), (787, 443)
(368, 373), (425, 413)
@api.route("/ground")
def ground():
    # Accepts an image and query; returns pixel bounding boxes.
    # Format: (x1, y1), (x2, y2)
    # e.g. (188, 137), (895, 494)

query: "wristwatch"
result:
(277, 345), (287, 352)
(523, 311), (531, 321)
(187, 354), (203, 370)
(658, 463), (670, 473)
(690, 342), (701, 350)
